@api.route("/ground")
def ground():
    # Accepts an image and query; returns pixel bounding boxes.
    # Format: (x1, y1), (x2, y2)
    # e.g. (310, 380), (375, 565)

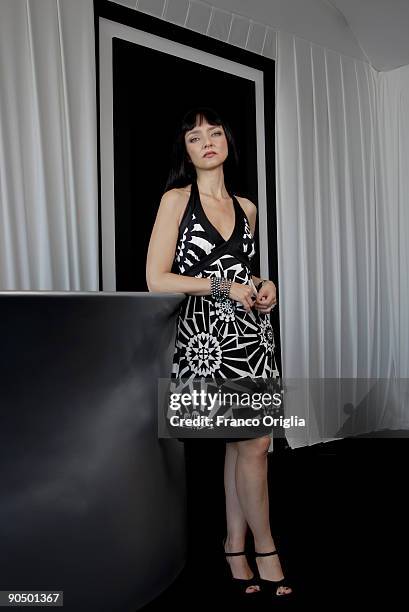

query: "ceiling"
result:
(329, 0), (409, 70)
(207, 0), (409, 71)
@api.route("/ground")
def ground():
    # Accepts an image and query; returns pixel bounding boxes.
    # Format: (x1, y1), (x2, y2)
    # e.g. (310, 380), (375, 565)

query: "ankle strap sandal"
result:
(254, 550), (294, 599)
(222, 538), (261, 596)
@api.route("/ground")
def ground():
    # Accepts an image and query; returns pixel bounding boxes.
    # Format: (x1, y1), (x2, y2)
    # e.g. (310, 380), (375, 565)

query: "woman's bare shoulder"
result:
(161, 185), (192, 225)
(235, 195), (257, 217)
(235, 195), (257, 235)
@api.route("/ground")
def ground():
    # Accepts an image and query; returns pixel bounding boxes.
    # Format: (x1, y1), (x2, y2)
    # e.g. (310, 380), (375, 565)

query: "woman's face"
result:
(184, 118), (229, 170)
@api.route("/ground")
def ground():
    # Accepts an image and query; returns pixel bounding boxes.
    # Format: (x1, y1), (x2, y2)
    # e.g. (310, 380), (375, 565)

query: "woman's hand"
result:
(228, 281), (258, 313)
(253, 280), (277, 313)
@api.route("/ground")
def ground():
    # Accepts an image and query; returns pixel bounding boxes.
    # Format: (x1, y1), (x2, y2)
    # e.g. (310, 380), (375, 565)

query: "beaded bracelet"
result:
(211, 276), (232, 300)
(210, 276), (219, 299)
(220, 277), (232, 299)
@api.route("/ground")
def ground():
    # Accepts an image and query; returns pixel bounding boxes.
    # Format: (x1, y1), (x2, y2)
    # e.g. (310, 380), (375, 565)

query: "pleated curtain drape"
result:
(275, 31), (409, 443)
(276, 31), (409, 383)
(0, 0), (98, 290)
(374, 64), (409, 381)
(276, 32), (378, 379)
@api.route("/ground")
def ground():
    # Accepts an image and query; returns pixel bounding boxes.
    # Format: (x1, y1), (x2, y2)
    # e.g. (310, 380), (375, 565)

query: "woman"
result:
(146, 107), (292, 600)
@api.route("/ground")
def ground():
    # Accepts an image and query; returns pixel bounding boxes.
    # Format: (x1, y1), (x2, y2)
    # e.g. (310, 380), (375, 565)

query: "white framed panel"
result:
(99, 17), (269, 290)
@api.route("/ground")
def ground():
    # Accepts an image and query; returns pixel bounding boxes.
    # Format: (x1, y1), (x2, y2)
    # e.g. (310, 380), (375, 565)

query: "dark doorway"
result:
(112, 37), (260, 292)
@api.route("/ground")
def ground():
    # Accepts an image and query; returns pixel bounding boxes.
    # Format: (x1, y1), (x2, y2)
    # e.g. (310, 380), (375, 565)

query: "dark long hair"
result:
(163, 106), (240, 194)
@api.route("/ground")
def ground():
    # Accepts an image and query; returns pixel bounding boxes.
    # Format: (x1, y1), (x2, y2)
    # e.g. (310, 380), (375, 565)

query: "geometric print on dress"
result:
(175, 213), (216, 274)
(172, 252), (278, 381)
(242, 214), (256, 260)
(173, 291), (278, 380)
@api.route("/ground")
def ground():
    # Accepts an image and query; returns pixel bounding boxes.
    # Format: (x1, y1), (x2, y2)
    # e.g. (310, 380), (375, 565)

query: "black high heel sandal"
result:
(222, 537), (261, 596)
(254, 549), (294, 600)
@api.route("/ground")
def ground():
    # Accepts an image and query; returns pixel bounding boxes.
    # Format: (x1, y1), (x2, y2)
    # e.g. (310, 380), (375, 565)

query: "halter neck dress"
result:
(169, 178), (280, 443)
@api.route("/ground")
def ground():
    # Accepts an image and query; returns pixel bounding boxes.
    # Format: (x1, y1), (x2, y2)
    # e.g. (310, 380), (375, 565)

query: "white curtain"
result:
(275, 31), (409, 444)
(0, 0), (98, 290)
(374, 64), (409, 380)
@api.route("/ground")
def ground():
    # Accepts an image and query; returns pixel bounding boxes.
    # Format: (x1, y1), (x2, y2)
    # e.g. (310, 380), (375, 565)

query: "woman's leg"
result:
(224, 442), (247, 550)
(232, 436), (292, 596)
(223, 441), (260, 592)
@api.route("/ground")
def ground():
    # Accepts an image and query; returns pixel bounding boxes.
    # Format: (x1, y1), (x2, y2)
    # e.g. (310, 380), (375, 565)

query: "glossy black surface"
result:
(0, 292), (186, 612)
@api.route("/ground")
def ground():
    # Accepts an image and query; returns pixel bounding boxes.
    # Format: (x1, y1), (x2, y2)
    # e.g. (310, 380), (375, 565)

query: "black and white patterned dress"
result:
(168, 178), (280, 443)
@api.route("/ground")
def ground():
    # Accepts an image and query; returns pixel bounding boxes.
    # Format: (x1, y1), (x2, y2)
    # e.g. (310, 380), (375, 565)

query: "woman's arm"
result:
(146, 189), (212, 295)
